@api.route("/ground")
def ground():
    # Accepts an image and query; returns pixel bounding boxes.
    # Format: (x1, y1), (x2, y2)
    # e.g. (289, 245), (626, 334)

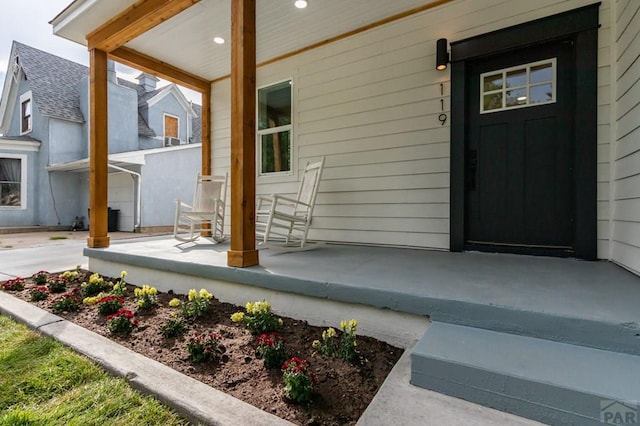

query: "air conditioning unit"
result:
(164, 137), (181, 146)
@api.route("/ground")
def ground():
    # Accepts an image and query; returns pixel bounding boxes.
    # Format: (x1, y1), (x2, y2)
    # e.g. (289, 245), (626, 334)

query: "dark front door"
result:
(465, 40), (575, 255)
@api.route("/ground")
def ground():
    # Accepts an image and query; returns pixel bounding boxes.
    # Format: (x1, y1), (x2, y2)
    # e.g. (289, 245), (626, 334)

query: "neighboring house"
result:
(52, 0), (640, 276)
(0, 41), (201, 231)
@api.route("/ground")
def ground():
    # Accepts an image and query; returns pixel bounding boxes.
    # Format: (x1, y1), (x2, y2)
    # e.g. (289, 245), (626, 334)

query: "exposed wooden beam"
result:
(87, 0), (200, 52)
(109, 47), (210, 93)
(87, 49), (110, 248)
(227, 0), (258, 268)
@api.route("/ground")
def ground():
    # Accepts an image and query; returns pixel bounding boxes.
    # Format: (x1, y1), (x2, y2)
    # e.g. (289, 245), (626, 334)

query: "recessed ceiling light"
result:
(294, 0), (308, 9)
(213, 37), (225, 44)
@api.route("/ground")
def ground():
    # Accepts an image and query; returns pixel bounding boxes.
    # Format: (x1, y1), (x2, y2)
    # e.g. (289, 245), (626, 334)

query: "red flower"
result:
(107, 308), (135, 320)
(282, 356), (309, 371)
(97, 295), (125, 304)
(257, 332), (285, 347)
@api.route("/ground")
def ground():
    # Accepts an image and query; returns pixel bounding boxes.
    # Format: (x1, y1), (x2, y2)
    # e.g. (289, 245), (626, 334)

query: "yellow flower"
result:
(89, 273), (102, 285)
(278, 318), (283, 326)
(245, 301), (254, 313)
(135, 284), (158, 297)
(62, 270), (79, 279)
(312, 340), (321, 349)
(199, 289), (212, 300)
(120, 271), (127, 278)
(188, 289), (197, 302)
(322, 327), (337, 340)
(169, 298), (181, 307)
(136, 299), (144, 307)
(83, 296), (98, 305)
(231, 312), (245, 323)
(341, 319), (358, 333)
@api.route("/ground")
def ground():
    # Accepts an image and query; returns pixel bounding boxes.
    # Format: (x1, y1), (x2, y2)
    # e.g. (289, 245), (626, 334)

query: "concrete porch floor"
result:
(85, 237), (640, 353)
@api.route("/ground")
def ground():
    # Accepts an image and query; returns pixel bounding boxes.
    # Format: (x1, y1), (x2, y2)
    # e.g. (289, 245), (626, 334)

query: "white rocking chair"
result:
(256, 157), (325, 250)
(173, 172), (228, 243)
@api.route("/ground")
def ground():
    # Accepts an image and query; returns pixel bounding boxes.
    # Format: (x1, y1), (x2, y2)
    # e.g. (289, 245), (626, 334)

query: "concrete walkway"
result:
(0, 231), (165, 280)
(0, 232), (545, 425)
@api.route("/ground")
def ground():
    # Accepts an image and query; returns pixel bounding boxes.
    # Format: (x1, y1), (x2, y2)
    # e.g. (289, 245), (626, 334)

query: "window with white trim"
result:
(258, 80), (292, 175)
(480, 58), (556, 113)
(20, 91), (32, 134)
(0, 155), (26, 208)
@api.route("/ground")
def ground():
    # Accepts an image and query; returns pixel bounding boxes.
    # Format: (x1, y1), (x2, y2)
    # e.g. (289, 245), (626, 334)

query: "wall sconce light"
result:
(294, 0), (308, 8)
(436, 38), (449, 71)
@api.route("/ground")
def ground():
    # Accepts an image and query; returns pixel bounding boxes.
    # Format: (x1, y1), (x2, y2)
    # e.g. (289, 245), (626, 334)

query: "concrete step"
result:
(411, 322), (640, 426)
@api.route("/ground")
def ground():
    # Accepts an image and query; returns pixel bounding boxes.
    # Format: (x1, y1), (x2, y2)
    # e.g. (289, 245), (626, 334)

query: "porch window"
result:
(258, 80), (292, 175)
(0, 156), (24, 208)
(480, 58), (556, 113)
(20, 91), (32, 134)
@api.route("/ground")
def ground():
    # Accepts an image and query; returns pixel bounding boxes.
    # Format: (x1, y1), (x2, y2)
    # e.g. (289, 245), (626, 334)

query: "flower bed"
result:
(1, 269), (401, 425)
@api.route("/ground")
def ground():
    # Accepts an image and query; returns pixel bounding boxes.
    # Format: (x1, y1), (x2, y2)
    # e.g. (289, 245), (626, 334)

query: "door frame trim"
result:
(449, 3), (600, 260)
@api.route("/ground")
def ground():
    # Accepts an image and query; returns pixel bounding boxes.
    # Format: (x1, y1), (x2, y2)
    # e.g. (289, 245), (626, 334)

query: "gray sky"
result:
(0, 1), (88, 81)
(0, 0), (200, 102)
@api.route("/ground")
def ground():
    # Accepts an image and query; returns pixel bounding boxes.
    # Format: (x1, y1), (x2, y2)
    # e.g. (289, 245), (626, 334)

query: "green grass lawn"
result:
(0, 315), (188, 426)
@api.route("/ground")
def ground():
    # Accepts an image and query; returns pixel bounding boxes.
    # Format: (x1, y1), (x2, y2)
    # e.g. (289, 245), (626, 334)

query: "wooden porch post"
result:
(202, 86), (212, 175)
(200, 86), (213, 237)
(227, 0), (259, 267)
(87, 48), (110, 248)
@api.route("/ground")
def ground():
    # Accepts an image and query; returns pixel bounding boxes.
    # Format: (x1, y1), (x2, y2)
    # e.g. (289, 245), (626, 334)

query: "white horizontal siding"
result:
(210, 0), (615, 252)
(610, 0), (640, 274)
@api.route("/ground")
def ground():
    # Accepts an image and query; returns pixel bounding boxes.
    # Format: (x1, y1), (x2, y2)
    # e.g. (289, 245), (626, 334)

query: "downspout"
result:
(187, 100), (192, 143)
(108, 164), (141, 230)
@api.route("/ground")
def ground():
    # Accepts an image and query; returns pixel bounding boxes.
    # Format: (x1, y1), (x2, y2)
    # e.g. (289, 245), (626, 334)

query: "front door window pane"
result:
(483, 74), (502, 91)
(506, 69), (526, 88)
(530, 84), (553, 104)
(483, 93), (503, 111)
(506, 88), (527, 107)
(530, 63), (553, 84)
(480, 58), (556, 113)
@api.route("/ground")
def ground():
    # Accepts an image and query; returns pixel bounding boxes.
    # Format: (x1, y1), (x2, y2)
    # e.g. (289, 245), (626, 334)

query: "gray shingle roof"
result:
(14, 41), (87, 123)
(12, 42), (201, 141)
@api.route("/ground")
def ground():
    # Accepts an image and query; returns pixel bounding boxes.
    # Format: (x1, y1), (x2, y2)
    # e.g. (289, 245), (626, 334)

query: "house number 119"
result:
(439, 83), (447, 126)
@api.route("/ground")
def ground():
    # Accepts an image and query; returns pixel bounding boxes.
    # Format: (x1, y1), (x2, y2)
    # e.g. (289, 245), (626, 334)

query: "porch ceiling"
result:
(52, 0), (440, 81)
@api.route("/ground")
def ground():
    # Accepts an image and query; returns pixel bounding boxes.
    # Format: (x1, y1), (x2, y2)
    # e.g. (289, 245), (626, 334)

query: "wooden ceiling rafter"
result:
(86, 0), (200, 53)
